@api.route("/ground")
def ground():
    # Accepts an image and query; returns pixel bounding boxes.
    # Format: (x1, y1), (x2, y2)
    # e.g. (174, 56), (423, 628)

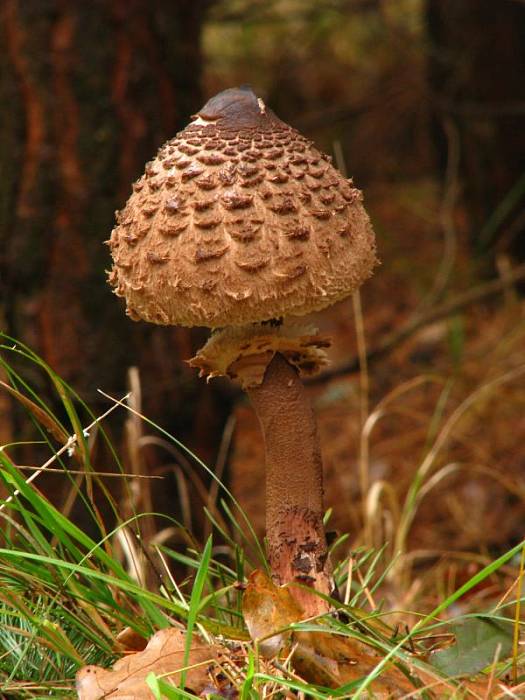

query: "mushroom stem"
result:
(247, 352), (332, 614)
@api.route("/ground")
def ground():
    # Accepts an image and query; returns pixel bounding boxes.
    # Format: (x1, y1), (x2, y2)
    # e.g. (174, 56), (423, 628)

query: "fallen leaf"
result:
(115, 626), (148, 652)
(242, 569), (304, 657)
(76, 627), (216, 699)
(242, 571), (440, 697)
(430, 616), (514, 677)
(293, 629), (417, 697)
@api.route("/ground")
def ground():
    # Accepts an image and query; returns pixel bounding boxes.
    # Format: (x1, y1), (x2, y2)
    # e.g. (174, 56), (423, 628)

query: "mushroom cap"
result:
(108, 86), (377, 328)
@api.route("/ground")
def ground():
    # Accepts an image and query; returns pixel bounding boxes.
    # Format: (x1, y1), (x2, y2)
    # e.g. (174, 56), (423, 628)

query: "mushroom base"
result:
(268, 506), (333, 616)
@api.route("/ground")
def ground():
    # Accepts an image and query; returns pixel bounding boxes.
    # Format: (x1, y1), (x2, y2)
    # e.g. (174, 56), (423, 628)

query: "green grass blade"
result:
(180, 535), (212, 689)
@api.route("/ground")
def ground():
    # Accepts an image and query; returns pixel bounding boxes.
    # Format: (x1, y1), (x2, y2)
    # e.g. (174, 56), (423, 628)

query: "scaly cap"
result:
(108, 86), (377, 328)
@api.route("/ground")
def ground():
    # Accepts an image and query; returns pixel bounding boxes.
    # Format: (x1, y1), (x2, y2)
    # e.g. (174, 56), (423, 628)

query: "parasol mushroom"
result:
(107, 86), (377, 615)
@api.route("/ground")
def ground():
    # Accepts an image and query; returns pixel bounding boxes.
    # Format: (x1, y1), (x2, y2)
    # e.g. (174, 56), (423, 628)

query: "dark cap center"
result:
(195, 86), (281, 130)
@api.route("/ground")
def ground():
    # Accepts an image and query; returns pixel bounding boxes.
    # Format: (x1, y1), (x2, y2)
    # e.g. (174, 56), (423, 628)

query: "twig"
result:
(310, 262), (525, 384)
(12, 466), (162, 478)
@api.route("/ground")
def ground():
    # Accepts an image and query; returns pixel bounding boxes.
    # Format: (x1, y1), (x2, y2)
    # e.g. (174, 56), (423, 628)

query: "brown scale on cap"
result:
(108, 86), (377, 329)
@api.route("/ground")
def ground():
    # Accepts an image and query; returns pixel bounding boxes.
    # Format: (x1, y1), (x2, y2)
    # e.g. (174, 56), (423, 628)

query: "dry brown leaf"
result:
(242, 569), (304, 657)
(76, 627), (216, 699)
(115, 626), (148, 653)
(242, 570), (442, 697)
(293, 629), (418, 697)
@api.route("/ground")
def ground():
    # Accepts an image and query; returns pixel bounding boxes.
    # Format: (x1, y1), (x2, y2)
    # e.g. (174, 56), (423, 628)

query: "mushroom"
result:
(108, 86), (377, 615)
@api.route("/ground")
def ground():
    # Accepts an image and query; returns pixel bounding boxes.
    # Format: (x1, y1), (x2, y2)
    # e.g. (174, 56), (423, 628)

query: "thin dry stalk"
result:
(356, 567), (377, 610)
(123, 367), (155, 539)
(511, 544), (525, 684)
(344, 556), (354, 605)
(366, 479), (400, 552)
(352, 289), (371, 540)
(115, 527), (145, 585)
(172, 463), (193, 532)
(484, 643), (503, 700)
(205, 413), (236, 538)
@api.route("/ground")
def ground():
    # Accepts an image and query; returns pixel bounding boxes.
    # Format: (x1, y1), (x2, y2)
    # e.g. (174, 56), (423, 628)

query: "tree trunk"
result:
(426, 0), (525, 262)
(0, 0), (230, 514)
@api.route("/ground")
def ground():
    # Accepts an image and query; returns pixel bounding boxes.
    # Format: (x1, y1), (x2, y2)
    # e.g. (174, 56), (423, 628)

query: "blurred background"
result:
(1, 0), (524, 575)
